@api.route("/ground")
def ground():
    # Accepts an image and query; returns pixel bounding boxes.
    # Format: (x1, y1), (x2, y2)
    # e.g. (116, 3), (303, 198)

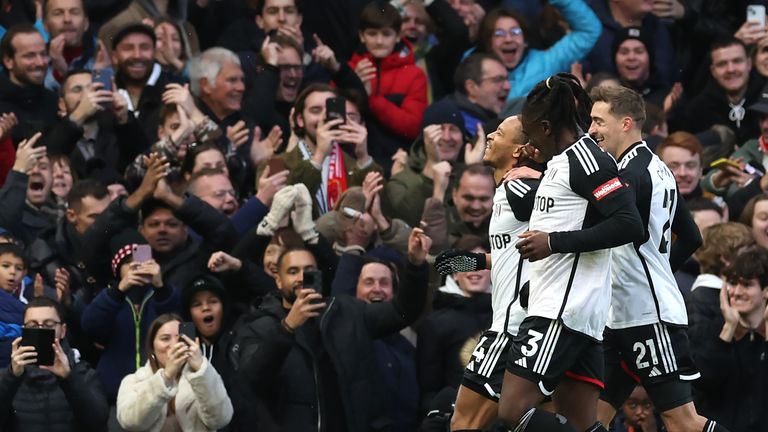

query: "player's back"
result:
(609, 142), (687, 328)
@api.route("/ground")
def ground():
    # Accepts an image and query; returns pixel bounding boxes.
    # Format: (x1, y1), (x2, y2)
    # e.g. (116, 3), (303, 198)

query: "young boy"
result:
(349, 0), (427, 165)
(0, 243), (27, 367)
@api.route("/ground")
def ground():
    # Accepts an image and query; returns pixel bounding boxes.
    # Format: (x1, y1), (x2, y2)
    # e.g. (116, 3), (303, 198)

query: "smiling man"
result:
(0, 24), (59, 143)
(676, 36), (764, 145)
(446, 53), (510, 134)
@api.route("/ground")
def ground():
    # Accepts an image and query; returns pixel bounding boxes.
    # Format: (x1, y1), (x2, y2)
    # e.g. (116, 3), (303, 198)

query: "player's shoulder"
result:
(505, 178), (539, 199)
(565, 135), (616, 176)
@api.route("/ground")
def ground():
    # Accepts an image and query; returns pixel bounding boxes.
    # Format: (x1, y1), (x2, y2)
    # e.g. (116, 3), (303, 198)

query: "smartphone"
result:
(92, 68), (113, 90)
(21, 327), (55, 366)
(267, 157), (287, 174)
(179, 321), (197, 344)
(709, 158), (742, 171)
(303, 270), (323, 303)
(325, 97), (346, 129)
(747, 4), (766, 27)
(133, 244), (152, 263)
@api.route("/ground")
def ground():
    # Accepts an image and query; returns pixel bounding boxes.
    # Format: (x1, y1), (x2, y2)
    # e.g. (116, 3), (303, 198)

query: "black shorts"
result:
(462, 330), (511, 402)
(601, 323), (700, 412)
(505, 317), (604, 395)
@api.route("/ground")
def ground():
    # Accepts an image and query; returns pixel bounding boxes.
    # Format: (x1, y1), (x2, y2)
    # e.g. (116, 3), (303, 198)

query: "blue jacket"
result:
(0, 323), (21, 340)
(505, 0), (601, 99)
(0, 290), (24, 368)
(80, 285), (180, 402)
(584, 0), (678, 86)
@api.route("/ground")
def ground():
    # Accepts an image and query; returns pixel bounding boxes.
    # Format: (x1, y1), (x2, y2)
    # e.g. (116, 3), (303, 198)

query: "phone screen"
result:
(21, 327), (55, 366)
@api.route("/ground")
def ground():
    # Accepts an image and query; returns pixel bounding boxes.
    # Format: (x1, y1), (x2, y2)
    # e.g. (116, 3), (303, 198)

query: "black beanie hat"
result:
(421, 98), (466, 135)
(111, 23), (157, 50)
(611, 27), (655, 65)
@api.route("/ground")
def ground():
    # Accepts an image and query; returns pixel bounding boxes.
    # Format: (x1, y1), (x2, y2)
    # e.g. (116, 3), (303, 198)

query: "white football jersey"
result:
(528, 135), (637, 341)
(609, 142), (689, 328)
(489, 178), (538, 335)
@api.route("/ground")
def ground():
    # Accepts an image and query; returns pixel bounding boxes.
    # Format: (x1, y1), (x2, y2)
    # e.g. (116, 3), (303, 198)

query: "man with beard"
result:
(42, 0), (100, 90)
(0, 24), (59, 143)
(673, 37), (764, 145)
(231, 228), (430, 431)
(0, 133), (57, 247)
(111, 23), (173, 142)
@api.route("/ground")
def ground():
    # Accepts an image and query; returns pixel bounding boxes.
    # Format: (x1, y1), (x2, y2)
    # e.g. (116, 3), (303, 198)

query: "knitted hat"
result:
(109, 229), (148, 277)
(111, 23), (157, 50)
(611, 27), (654, 65)
(421, 98), (466, 134)
(181, 273), (226, 314)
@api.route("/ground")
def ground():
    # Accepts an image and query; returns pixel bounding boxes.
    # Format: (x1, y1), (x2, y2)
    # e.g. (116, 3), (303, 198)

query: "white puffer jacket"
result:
(116, 358), (233, 432)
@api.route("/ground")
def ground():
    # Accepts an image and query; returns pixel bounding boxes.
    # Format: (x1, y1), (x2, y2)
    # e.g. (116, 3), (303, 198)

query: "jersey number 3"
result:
(659, 189), (676, 253)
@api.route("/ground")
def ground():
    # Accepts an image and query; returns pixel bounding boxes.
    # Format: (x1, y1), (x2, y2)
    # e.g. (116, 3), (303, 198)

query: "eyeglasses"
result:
(211, 189), (237, 199)
(480, 75), (508, 85)
(493, 27), (523, 38)
(24, 320), (61, 329)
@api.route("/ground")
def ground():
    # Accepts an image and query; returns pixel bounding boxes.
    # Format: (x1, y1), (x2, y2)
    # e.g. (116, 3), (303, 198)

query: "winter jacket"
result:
(446, 92), (497, 140)
(80, 284), (181, 402)
(417, 289), (491, 410)
(0, 344), (109, 432)
(349, 39), (428, 158)
(672, 71), (765, 145)
(0, 290), (24, 368)
(231, 261), (429, 432)
(316, 211), (411, 257)
(117, 358), (232, 431)
(503, 0), (601, 100)
(0, 73), (59, 144)
(685, 273), (723, 342)
(0, 170), (57, 249)
(690, 318), (768, 431)
(585, 0), (677, 86)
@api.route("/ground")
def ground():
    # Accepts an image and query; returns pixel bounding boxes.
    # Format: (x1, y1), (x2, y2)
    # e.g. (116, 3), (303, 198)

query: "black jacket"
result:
(0, 73), (59, 143)
(0, 345), (109, 432)
(231, 261), (429, 432)
(39, 112), (150, 179)
(417, 291), (491, 411)
(690, 318), (768, 432)
(0, 170), (57, 247)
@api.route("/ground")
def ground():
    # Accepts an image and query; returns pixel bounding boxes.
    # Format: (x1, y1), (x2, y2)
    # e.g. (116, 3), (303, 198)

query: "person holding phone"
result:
(116, 313), (232, 432)
(80, 229), (181, 410)
(0, 297), (108, 431)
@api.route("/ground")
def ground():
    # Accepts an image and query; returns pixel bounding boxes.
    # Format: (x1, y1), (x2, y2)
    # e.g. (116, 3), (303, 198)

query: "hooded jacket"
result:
(348, 39), (428, 159)
(0, 290), (24, 368)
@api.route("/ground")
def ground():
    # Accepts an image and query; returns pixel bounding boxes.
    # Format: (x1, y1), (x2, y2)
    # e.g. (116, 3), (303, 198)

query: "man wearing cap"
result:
(110, 23), (175, 142)
(612, 26), (671, 108)
(383, 97), (479, 230)
(673, 36), (764, 146)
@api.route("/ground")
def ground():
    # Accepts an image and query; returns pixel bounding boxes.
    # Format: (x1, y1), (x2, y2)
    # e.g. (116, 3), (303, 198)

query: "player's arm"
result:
(549, 154), (644, 253)
(669, 193), (702, 272)
(505, 178), (540, 222)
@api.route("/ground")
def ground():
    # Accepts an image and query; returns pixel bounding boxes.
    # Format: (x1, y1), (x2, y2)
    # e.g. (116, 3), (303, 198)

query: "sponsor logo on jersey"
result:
(490, 233), (513, 250)
(592, 177), (623, 201)
(533, 196), (555, 213)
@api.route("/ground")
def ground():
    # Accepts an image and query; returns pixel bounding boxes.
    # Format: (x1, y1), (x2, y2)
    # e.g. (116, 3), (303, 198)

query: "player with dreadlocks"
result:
(496, 73), (644, 432)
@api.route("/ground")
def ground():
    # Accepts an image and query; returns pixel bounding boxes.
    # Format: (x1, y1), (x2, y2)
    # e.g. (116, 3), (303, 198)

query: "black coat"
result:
(0, 346), (109, 432)
(231, 261), (429, 432)
(0, 73), (59, 143)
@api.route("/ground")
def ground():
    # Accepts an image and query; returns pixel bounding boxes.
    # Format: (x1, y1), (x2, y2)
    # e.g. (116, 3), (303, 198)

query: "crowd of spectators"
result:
(0, 0), (767, 430)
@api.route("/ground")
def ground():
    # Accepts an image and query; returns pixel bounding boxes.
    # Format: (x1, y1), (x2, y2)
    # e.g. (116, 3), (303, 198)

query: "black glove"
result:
(434, 249), (487, 275)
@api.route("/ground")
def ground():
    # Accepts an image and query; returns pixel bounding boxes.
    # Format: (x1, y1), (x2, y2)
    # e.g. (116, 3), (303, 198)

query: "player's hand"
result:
(503, 166), (541, 182)
(434, 249), (487, 275)
(516, 230), (552, 261)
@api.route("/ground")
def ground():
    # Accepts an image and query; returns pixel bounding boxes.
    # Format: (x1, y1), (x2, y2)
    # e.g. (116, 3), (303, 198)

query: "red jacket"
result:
(349, 39), (427, 141)
(0, 137), (14, 187)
